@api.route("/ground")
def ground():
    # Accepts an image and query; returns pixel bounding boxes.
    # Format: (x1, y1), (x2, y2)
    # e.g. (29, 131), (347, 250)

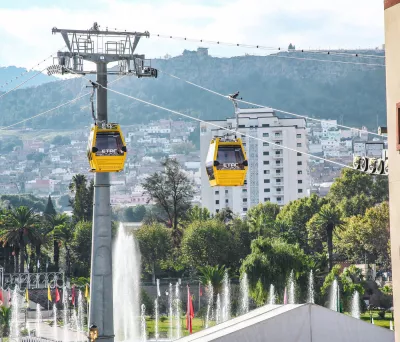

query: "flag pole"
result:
(198, 282), (201, 312)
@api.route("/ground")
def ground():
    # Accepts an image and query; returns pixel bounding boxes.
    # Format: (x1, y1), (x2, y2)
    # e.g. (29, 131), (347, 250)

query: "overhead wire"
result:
(65, 67), (382, 174)
(158, 70), (385, 138)
(0, 75), (127, 130)
(154, 33), (385, 60)
(0, 45), (66, 90)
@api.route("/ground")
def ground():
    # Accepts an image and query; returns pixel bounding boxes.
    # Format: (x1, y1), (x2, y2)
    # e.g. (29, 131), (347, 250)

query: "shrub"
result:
(160, 315), (168, 323)
(378, 310), (386, 319)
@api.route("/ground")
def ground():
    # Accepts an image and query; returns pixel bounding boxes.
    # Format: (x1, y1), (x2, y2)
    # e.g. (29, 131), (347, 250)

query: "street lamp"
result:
(89, 324), (98, 342)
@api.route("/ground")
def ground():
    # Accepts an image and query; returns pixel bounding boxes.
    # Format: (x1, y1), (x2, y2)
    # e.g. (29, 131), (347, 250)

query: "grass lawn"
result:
(145, 317), (216, 338)
(359, 311), (394, 330)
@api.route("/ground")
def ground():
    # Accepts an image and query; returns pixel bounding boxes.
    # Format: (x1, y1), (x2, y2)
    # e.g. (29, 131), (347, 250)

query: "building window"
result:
(263, 133), (269, 137)
(298, 170), (303, 175)
(297, 134), (302, 138)
(276, 160), (281, 165)
(264, 188), (270, 193)
(262, 124), (270, 127)
(243, 143), (246, 147)
(274, 133), (280, 137)
(264, 170), (270, 175)
(239, 125), (246, 128)
(243, 198), (248, 202)
(243, 208), (248, 212)
(263, 142), (269, 146)
(263, 161), (270, 165)
(216, 209), (220, 213)
(215, 191), (219, 195)
(275, 141), (281, 145)
(225, 190), (228, 194)
(277, 179), (281, 183)
(263, 152), (269, 156)
(275, 151), (281, 155)
(277, 188), (282, 192)
(244, 180), (247, 185)
(276, 170), (281, 174)
(297, 161), (302, 166)
(298, 189), (303, 193)
(297, 152), (302, 156)
(264, 179), (270, 183)
(277, 197), (282, 202)
(225, 199), (229, 204)
(264, 198), (270, 202)
(242, 188), (247, 192)
(298, 180), (303, 184)
(216, 200), (219, 204)
(297, 143), (302, 147)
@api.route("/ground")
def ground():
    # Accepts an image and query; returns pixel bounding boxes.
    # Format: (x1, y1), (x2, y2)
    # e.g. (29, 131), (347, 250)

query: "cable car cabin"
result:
(205, 137), (248, 187)
(87, 123), (127, 172)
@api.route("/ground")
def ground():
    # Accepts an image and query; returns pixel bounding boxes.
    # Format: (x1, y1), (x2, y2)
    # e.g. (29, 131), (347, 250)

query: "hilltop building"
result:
(200, 107), (309, 215)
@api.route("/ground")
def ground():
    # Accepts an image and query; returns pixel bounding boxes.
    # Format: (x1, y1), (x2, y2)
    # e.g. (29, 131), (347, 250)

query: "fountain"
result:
(239, 273), (249, 315)
(221, 271), (231, 322)
(216, 294), (221, 325)
(329, 279), (339, 312)
(62, 286), (69, 342)
(308, 270), (314, 304)
(168, 283), (173, 340)
(77, 291), (84, 334)
(287, 270), (296, 304)
(205, 282), (214, 328)
(372, 317), (375, 325)
(113, 223), (141, 341)
(140, 304), (147, 342)
(26, 320), (31, 337)
(175, 282), (181, 339)
(268, 285), (276, 305)
(10, 286), (20, 341)
(154, 298), (159, 341)
(53, 303), (58, 341)
(350, 291), (360, 319)
(35, 303), (42, 338)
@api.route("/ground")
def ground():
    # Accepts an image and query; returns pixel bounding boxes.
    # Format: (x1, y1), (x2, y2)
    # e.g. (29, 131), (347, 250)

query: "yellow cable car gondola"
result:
(87, 122), (127, 172)
(205, 136), (248, 187)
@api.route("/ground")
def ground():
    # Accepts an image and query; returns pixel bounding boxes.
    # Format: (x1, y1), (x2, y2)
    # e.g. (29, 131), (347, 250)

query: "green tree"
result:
(123, 205), (147, 222)
(241, 237), (309, 303)
(44, 195), (57, 216)
(276, 194), (325, 252)
(247, 202), (280, 237)
(198, 265), (226, 295)
(45, 213), (69, 271)
(337, 194), (373, 218)
(181, 219), (233, 269)
(135, 223), (173, 284)
(71, 221), (92, 277)
(0, 206), (42, 273)
(0, 306), (11, 336)
(69, 174), (93, 222)
(26, 152), (46, 163)
(307, 203), (344, 271)
(336, 202), (390, 266)
(54, 222), (74, 277)
(142, 158), (194, 246)
(186, 205), (211, 223)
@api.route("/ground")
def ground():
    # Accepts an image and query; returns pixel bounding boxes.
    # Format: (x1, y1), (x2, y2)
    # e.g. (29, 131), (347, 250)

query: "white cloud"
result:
(0, 0), (384, 68)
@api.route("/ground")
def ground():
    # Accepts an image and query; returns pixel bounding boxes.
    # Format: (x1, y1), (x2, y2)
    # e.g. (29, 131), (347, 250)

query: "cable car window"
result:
(216, 146), (245, 170)
(96, 132), (124, 156)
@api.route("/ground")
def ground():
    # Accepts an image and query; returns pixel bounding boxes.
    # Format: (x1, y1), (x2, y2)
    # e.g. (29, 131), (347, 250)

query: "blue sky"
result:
(0, 0), (384, 68)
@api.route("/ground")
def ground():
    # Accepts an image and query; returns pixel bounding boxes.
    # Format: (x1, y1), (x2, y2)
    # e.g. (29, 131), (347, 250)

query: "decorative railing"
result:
(3, 272), (65, 290)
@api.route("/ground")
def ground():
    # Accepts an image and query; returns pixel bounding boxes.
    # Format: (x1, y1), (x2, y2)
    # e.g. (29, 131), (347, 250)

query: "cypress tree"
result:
(44, 195), (57, 216)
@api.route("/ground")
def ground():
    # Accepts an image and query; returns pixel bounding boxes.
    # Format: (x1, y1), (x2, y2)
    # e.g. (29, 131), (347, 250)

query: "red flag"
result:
(71, 285), (76, 306)
(55, 287), (60, 303)
(186, 286), (194, 334)
(199, 284), (203, 297)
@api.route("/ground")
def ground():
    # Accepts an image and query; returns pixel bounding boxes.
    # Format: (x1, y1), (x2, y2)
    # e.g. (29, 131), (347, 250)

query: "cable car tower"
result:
(51, 22), (157, 342)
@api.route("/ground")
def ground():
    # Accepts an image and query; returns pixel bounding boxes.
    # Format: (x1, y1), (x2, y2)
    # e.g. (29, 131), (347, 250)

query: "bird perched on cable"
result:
(229, 91), (240, 99)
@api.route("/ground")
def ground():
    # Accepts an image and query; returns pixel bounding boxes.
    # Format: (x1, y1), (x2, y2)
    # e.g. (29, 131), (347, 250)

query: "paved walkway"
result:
(26, 319), (86, 342)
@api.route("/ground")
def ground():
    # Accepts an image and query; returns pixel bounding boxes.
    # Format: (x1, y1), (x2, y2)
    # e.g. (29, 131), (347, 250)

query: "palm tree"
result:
(53, 222), (74, 277)
(45, 213), (69, 271)
(69, 174), (87, 193)
(313, 203), (344, 271)
(0, 206), (42, 273)
(198, 265), (227, 295)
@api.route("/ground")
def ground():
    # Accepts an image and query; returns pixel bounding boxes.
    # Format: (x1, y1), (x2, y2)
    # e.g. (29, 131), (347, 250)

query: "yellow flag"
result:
(85, 284), (89, 300)
(47, 285), (52, 302)
(25, 289), (29, 307)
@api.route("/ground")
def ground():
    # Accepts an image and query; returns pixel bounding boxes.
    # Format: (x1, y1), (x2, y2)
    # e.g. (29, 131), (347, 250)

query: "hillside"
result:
(0, 66), (57, 91)
(0, 50), (386, 130)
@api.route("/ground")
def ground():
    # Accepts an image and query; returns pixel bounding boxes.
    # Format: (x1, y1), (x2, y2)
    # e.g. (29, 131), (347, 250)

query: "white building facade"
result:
(200, 107), (309, 215)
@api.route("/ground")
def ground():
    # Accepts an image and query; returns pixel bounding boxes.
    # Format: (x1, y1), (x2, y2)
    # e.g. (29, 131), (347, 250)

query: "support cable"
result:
(159, 70), (386, 138)
(65, 67), (386, 174)
(0, 75), (126, 130)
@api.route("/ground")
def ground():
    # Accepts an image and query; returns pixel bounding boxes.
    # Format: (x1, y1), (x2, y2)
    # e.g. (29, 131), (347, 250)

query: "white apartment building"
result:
(200, 107), (309, 215)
